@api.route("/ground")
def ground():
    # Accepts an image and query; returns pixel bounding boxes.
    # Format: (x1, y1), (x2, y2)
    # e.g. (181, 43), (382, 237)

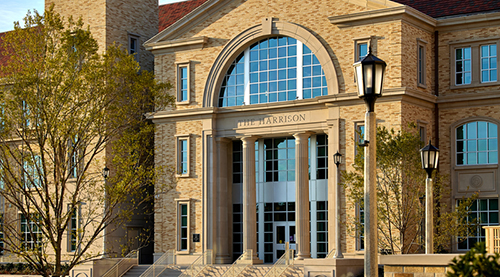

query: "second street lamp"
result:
(353, 48), (386, 277)
(420, 140), (440, 254)
(333, 151), (343, 258)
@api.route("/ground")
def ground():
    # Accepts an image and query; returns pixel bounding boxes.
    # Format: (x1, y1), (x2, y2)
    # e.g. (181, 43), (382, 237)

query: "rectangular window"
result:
(0, 214), (3, 253)
(357, 202), (364, 251)
(232, 203), (243, 260)
(455, 47), (472, 85)
(458, 198), (499, 250)
(264, 138), (295, 182)
(69, 208), (78, 252)
(177, 200), (190, 252)
(316, 201), (328, 258)
(316, 134), (328, 180)
(24, 155), (42, 188)
(68, 137), (79, 179)
(176, 63), (191, 104)
(356, 42), (368, 61)
(176, 136), (190, 177)
(21, 214), (42, 250)
(129, 35), (139, 62)
(355, 123), (365, 156)
(481, 44), (497, 83)
(417, 40), (427, 87)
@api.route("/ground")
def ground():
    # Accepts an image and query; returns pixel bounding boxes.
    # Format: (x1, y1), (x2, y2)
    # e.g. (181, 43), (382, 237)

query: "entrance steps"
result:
(131, 264), (303, 277)
(121, 265), (150, 277)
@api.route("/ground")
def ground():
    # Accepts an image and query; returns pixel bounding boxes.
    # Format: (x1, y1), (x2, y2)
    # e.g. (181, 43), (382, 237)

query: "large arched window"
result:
(456, 121), (498, 165)
(218, 36), (327, 107)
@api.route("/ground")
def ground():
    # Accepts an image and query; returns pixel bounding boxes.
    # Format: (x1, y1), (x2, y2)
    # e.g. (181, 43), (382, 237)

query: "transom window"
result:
(219, 36), (327, 107)
(456, 121), (498, 165)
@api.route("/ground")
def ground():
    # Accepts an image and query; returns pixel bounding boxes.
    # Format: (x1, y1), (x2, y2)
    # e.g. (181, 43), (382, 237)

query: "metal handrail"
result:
(326, 248), (335, 258)
(139, 249), (175, 277)
(484, 226), (500, 253)
(102, 250), (138, 277)
(263, 249), (294, 277)
(178, 249), (212, 277)
(220, 249), (253, 277)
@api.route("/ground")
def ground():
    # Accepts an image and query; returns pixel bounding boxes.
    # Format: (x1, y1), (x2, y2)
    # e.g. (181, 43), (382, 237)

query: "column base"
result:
(295, 253), (311, 260)
(215, 255), (233, 264)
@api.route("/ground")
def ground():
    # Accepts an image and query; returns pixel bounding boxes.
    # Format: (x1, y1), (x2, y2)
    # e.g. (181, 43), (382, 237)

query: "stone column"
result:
(294, 132), (312, 260)
(215, 137), (232, 263)
(241, 136), (261, 263)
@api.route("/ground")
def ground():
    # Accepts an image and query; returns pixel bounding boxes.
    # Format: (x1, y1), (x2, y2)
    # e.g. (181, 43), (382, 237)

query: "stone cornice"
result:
(148, 87), (439, 122)
(144, 36), (208, 55)
(437, 90), (500, 109)
(436, 11), (500, 32)
(328, 6), (437, 30)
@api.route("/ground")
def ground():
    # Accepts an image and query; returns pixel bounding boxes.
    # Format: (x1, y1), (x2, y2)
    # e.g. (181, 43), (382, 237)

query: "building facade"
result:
(145, 0), (500, 264)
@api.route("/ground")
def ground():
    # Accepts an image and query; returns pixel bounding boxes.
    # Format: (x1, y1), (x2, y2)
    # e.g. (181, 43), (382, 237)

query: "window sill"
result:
(176, 174), (190, 178)
(454, 164), (498, 170)
(176, 101), (190, 106)
(451, 81), (500, 90)
(176, 250), (190, 255)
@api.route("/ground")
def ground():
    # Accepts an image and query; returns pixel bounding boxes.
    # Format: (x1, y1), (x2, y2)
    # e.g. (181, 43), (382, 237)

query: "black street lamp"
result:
(102, 166), (110, 180)
(420, 140), (440, 178)
(333, 151), (343, 258)
(353, 48), (387, 112)
(353, 48), (386, 277)
(420, 140), (439, 254)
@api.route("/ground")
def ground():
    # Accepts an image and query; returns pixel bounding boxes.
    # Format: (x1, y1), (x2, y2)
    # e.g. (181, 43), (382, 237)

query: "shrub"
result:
(448, 242), (500, 276)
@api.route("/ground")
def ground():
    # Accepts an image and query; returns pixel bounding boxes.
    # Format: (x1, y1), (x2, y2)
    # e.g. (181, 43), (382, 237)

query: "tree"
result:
(447, 242), (500, 276)
(342, 125), (477, 254)
(0, 7), (172, 277)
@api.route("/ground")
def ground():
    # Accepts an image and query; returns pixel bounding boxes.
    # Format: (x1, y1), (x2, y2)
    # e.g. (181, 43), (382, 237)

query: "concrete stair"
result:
(121, 264), (303, 277)
(122, 265), (150, 277)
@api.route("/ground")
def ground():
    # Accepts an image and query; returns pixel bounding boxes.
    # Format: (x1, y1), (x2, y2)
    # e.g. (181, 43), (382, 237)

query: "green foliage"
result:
(342, 125), (477, 254)
(0, 6), (173, 277)
(447, 242), (500, 276)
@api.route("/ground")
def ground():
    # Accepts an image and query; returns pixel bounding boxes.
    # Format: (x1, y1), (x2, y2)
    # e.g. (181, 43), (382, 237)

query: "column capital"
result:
(293, 131), (314, 141)
(240, 135), (260, 144)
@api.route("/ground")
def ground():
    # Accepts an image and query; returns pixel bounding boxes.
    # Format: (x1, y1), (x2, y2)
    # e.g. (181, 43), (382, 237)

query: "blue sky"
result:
(0, 0), (183, 33)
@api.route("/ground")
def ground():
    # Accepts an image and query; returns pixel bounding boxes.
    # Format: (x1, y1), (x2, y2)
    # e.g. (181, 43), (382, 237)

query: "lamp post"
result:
(420, 140), (439, 254)
(353, 48), (386, 277)
(333, 151), (343, 258)
(102, 166), (110, 257)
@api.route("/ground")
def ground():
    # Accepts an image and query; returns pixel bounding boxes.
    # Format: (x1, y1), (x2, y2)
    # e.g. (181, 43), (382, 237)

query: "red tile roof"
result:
(393, 0), (500, 18)
(0, 32), (10, 72)
(159, 0), (209, 32)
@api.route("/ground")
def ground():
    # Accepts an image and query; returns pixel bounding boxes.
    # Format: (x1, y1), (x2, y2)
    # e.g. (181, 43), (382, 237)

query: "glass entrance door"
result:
(274, 222), (296, 261)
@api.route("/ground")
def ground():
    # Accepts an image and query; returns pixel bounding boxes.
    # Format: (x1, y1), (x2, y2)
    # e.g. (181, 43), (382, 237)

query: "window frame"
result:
(68, 136), (80, 179)
(128, 34), (140, 63)
(353, 37), (374, 62)
(176, 62), (191, 105)
(176, 199), (191, 253)
(417, 39), (428, 88)
(218, 36), (328, 107)
(417, 120), (428, 142)
(450, 39), (500, 89)
(455, 120), (498, 166)
(67, 205), (80, 252)
(354, 122), (365, 156)
(175, 135), (191, 177)
(457, 198), (499, 251)
(23, 155), (43, 189)
(20, 213), (42, 250)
